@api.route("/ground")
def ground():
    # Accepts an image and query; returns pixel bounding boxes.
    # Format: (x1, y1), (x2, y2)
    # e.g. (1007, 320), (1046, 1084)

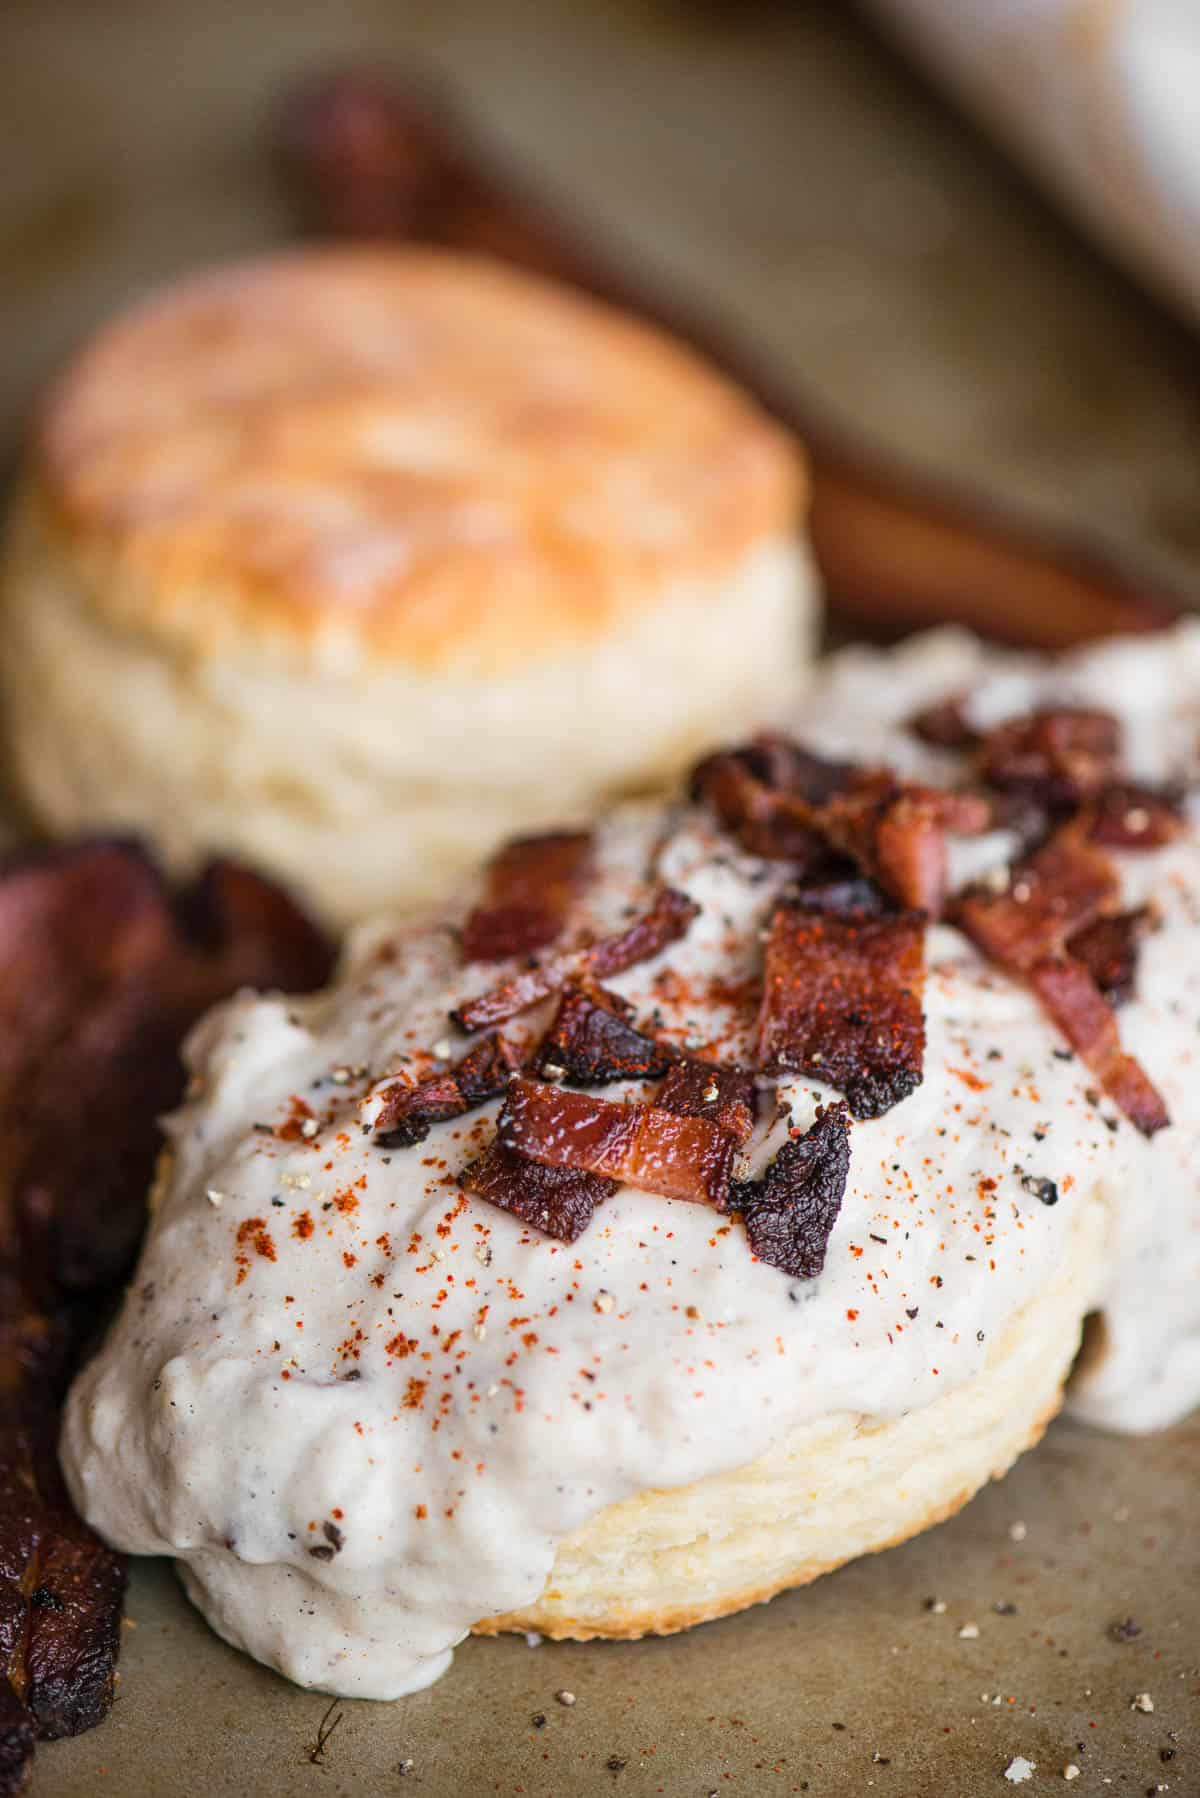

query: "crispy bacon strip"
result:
(755, 904), (926, 1119)
(450, 886), (699, 1033)
(955, 825), (1118, 970)
(8, 1415), (127, 1744)
(460, 830), (593, 963)
(1030, 957), (1169, 1136)
(955, 827), (1166, 1130)
(1087, 785), (1184, 850)
(979, 708), (1122, 807)
(279, 68), (1180, 650)
(656, 1059), (758, 1145)
(729, 1104), (851, 1281)
(0, 841), (333, 1792)
(372, 1033), (520, 1145)
(531, 985), (674, 1086)
(463, 1138), (615, 1242)
(498, 1077), (738, 1209)
(1068, 908), (1153, 1007)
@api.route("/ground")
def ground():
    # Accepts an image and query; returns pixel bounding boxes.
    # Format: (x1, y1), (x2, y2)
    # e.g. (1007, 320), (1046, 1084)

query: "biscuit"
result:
(0, 247), (812, 923)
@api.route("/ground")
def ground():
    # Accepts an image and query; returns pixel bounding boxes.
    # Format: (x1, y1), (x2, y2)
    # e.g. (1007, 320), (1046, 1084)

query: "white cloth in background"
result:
(865, 0), (1200, 328)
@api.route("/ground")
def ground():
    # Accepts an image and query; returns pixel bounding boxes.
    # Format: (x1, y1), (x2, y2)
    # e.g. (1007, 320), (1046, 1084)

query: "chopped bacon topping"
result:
(498, 1076), (739, 1209)
(689, 736), (859, 863)
(955, 823), (1167, 1131)
(372, 1033), (520, 1145)
(955, 824), (1118, 970)
(463, 1138), (615, 1242)
(1068, 908), (1153, 1007)
(688, 747), (827, 863)
(748, 734), (860, 803)
(908, 695), (977, 749)
(460, 830), (592, 963)
(754, 904), (926, 1118)
(730, 1104), (851, 1280)
(1087, 784), (1184, 850)
(1030, 957), (1169, 1136)
(531, 984), (674, 1085)
(817, 775), (990, 915)
(979, 707), (1122, 807)
(691, 735), (988, 913)
(656, 1059), (758, 1145)
(450, 886), (699, 1033)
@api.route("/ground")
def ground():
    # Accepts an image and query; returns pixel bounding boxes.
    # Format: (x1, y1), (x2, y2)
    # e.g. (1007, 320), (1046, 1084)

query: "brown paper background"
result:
(4, 1), (1198, 1791)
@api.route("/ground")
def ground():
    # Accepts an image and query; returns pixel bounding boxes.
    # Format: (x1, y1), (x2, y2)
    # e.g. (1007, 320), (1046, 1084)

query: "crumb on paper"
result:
(1004, 1756), (1036, 1783)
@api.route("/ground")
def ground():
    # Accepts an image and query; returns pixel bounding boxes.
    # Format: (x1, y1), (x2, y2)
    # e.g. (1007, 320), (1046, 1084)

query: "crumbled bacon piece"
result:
(656, 1059), (758, 1144)
(531, 985), (674, 1085)
(1068, 908), (1153, 1007)
(818, 775), (990, 915)
(688, 747), (826, 863)
(1087, 785), (1183, 850)
(749, 734), (860, 802)
(450, 886), (699, 1033)
(691, 736), (988, 912)
(463, 1138), (614, 1242)
(979, 707), (1122, 807)
(689, 736), (860, 863)
(730, 1104), (851, 1280)
(498, 1077), (738, 1209)
(1030, 957), (1169, 1135)
(908, 695), (977, 750)
(372, 1033), (520, 1145)
(754, 904), (926, 1118)
(955, 824), (1118, 970)
(460, 829), (593, 962)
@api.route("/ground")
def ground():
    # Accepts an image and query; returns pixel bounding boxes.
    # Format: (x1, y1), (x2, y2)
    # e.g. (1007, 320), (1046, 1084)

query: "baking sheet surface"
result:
(4, 1), (1197, 1791)
(43, 1417), (1199, 1796)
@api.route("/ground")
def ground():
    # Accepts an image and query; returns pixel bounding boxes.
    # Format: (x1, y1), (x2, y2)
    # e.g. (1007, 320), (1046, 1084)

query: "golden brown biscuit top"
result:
(35, 248), (803, 671)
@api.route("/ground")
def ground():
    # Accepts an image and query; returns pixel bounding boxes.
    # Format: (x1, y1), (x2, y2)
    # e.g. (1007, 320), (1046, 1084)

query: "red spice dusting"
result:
(403, 1378), (428, 1409)
(385, 1333), (419, 1358)
(414, 1504), (427, 1520)
(234, 1216), (277, 1284)
(276, 1094), (316, 1141)
(949, 1066), (990, 1093)
(292, 1211), (314, 1240)
(342, 1251), (357, 1269)
(331, 1186), (359, 1215)
(846, 1308), (859, 1321)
